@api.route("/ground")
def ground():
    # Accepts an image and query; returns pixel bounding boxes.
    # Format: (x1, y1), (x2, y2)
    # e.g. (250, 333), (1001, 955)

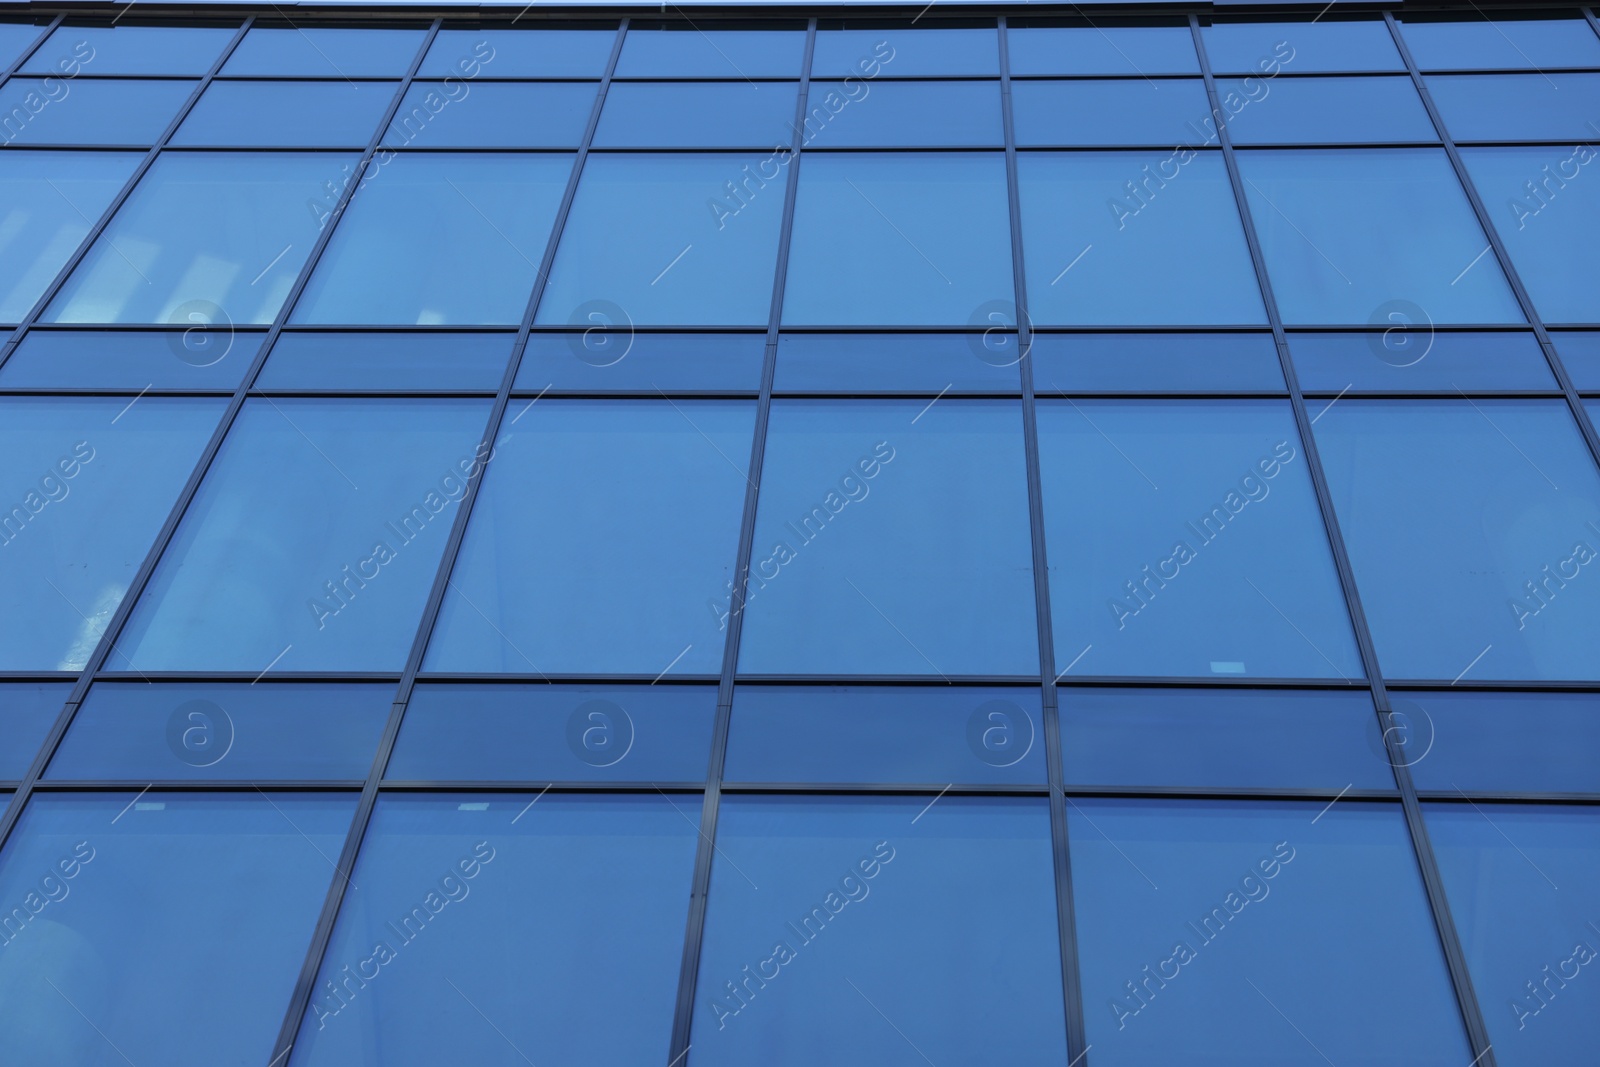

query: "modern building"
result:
(0, 1), (1594, 1064)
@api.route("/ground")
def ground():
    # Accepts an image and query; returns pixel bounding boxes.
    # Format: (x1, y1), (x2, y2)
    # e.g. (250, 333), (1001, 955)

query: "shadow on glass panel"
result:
(0, 329), (260, 390)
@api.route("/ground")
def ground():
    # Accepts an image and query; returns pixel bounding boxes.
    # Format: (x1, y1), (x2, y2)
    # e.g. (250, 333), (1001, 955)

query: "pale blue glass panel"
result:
(23, 24), (234, 75)
(421, 28), (614, 78)
(805, 80), (1000, 146)
(1217, 76), (1434, 143)
(595, 81), (796, 147)
(0, 682), (68, 779)
(1012, 79), (1212, 146)
(1031, 333), (1284, 392)
(1557, 333), (1600, 390)
(47, 151), (348, 325)
(115, 398), (491, 672)
(0, 21), (45, 69)
(256, 331), (512, 391)
(223, 27), (427, 76)
(812, 26), (997, 76)
(1400, 15), (1600, 71)
(175, 80), (394, 146)
(1429, 74), (1600, 142)
(1008, 23), (1199, 75)
(0, 328), (257, 389)
(616, 25), (804, 77)
(1203, 19), (1402, 73)
(0, 78), (193, 145)
(1405, 691), (1600, 795)
(384, 81), (594, 147)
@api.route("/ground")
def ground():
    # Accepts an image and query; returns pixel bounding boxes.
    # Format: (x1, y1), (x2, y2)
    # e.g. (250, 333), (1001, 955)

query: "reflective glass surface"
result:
(1217, 75), (1434, 144)
(384, 81), (596, 147)
(1400, 15), (1600, 71)
(176, 80), (395, 147)
(421, 28), (614, 78)
(1012, 79), (1213, 146)
(22, 24), (234, 75)
(223, 26), (427, 77)
(0, 78), (194, 145)
(1008, 23), (1199, 75)
(1202, 19), (1403, 73)
(1428, 73), (1600, 142)
(812, 25), (997, 76)
(616, 25), (805, 77)
(0, 682), (69, 780)
(595, 81), (795, 147)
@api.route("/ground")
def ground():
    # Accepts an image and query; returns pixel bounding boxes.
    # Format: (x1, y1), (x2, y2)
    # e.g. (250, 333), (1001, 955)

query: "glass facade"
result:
(0, 6), (1594, 1067)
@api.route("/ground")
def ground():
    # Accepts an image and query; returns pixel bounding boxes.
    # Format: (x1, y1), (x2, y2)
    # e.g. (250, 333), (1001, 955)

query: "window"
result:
(1202, 19), (1402, 73)
(0, 78), (194, 146)
(22, 24), (235, 75)
(804, 80), (1001, 146)
(1217, 76), (1434, 144)
(1399, 15), (1600, 71)
(594, 82), (797, 148)
(383, 82), (596, 148)
(616, 24), (805, 78)
(0, 21), (45, 69)
(0, 682), (69, 779)
(518, 332), (766, 393)
(1012, 80), (1213, 147)
(1289, 331), (1555, 392)
(421, 28), (615, 78)
(812, 25), (998, 76)
(223, 26), (427, 77)
(1428, 74), (1600, 142)
(774, 332), (1023, 394)
(1030, 333), (1284, 392)
(0, 328), (259, 390)
(175, 80), (395, 147)
(1007, 23), (1198, 75)
(1405, 692), (1600, 795)
(257, 332), (513, 392)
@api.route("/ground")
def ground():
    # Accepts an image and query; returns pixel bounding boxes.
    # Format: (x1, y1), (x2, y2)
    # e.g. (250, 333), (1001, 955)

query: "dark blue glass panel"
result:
(0, 151), (140, 322)
(692, 796), (1066, 1065)
(1062, 688), (1393, 790)
(0, 22), (45, 68)
(1290, 331), (1555, 392)
(1429, 74), (1600, 142)
(1404, 692), (1600, 795)
(616, 25), (805, 78)
(1315, 400), (1600, 681)
(0, 791), (355, 1067)
(290, 794), (697, 1067)
(1460, 147), (1600, 324)
(1019, 152), (1266, 326)
(175, 80), (394, 147)
(0, 329), (259, 389)
(49, 682), (390, 781)
(774, 332), (1023, 393)
(812, 26), (997, 77)
(427, 401), (753, 675)
(223, 27), (427, 77)
(805, 80), (1000, 147)
(0, 396), (224, 670)
(1038, 400), (1363, 680)
(1008, 23), (1199, 76)
(421, 28), (614, 78)
(0, 682), (67, 779)
(257, 332), (512, 391)
(115, 398), (492, 672)
(296, 153), (573, 325)
(1557, 333), (1600, 391)
(47, 151), (349, 325)
(1218, 76), (1433, 144)
(1400, 15), (1600, 71)
(537, 153), (784, 327)
(1012, 79), (1212, 146)
(725, 685), (1046, 784)
(1031, 333), (1285, 392)
(1071, 798), (1471, 1065)
(389, 683), (716, 781)
(784, 152), (1013, 326)
(596, 82), (796, 148)
(1202, 19), (1402, 73)
(738, 400), (1038, 676)
(0, 78), (193, 145)
(1426, 803), (1600, 1067)
(23, 24), (234, 75)
(517, 331), (765, 392)
(1237, 149), (1523, 325)
(384, 81), (595, 147)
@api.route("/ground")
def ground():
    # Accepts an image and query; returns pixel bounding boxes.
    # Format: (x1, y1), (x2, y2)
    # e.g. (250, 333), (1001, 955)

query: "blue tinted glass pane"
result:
(807, 80), (1000, 146)
(0, 329), (258, 389)
(427, 400), (752, 675)
(1039, 400), (1362, 679)
(1019, 152), (1265, 326)
(616, 25), (804, 77)
(784, 152), (1012, 326)
(0, 397), (223, 670)
(389, 684), (715, 781)
(692, 796), (1065, 1065)
(0, 682), (67, 779)
(1071, 799), (1470, 1065)
(175, 80), (393, 146)
(258, 332), (511, 391)
(1558, 333), (1600, 390)
(1008, 24), (1199, 75)
(813, 26), (996, 76)
(0, 791), (354, 1067)
(1401, 16), (1600, 71)
(224, 27), (427, 76)
(1013, 79), (1212, 146)
(0, 22), (45, 68)
(537, 154), (783, 327)
(1290, 330), (1554, 391)
(518, 332), (766, 392)
(291, 794), (696, 1067)
(296, 153), (573, 325)
(1203, 20), (1401, 73)
(0, 151), (139, 322)
(1426, 803), (1600, 1067)
(725, 686), (1046, 784)
(422, 28), (615, 78)
(115, 398), (491, 671)
(1429, 74), (1600, 141)
(1062, 689), (1392, 790)
(1218, 76), (1434, 143)
(23, 25), (234, 75)
(774, 332), (1023, 393)
(595, 82), (795, 147)
(1031, 333), (1285, 392)
(1461, 147), (1600, 324)
(1237, 149), (1523, 325)
(50, 682), (390, 780)
(48, 151), (348, 325)
(738, 400), (1038, 676)
(384, 81), (595, 147)
(0, 78), (192, 145)
(1315, 400), (1600, 681)
(1404, 692), (1600, 794)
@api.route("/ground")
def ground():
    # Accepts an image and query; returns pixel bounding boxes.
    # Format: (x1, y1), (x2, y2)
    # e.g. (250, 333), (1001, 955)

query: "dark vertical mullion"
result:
(265, 20), (630, 1065)
(997, 15), (1089, 1063)
(1191, 15), (1497, 1064)
(666, 18), (817, 1065)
